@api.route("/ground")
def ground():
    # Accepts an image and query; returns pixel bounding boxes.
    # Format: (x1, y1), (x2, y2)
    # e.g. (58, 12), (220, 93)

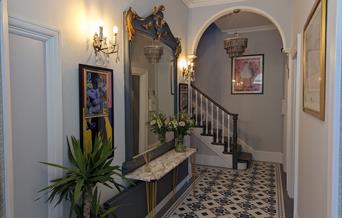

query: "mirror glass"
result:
(131, 32), (175, 157)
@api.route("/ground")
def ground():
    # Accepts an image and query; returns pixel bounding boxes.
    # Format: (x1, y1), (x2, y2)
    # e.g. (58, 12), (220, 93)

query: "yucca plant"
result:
(38, 135), (125, 218)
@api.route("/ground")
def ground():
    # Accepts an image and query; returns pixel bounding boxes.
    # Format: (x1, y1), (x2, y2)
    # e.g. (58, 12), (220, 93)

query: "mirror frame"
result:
(123, 6), (182, 174)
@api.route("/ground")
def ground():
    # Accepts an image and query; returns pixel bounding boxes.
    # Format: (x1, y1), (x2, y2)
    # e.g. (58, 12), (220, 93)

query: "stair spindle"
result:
(222, 110), (224, 143)
(195, 90), (198, 126)
(228, 115), (230, 152)
(200, 94), (203, 125)
(206, 98), (208, 134)
(190, 86), (192, 115)
(211, 102), (214, 135)
(216, 106), (219, 142)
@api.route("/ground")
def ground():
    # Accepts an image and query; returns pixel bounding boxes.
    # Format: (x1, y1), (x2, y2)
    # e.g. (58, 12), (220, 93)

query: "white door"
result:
(10, 32), (49, 218)
(8, 17), (63, 218)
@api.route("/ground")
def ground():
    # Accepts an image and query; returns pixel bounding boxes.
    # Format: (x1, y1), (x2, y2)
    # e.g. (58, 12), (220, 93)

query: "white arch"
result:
(191, 6), (288, 55)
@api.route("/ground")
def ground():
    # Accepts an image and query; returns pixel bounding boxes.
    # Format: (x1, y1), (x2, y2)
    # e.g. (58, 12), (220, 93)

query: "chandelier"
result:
(144, 45), (164, 63)
(224, 33), (248, 58)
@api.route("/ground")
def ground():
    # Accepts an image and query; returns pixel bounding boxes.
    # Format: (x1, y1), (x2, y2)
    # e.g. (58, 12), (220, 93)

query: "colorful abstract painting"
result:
(231, 55), (264, 94)
(79, 64), (114, 155)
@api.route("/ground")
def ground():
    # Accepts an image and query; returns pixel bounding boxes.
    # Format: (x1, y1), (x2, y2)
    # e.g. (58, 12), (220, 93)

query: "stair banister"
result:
(190, 84), (239, 169)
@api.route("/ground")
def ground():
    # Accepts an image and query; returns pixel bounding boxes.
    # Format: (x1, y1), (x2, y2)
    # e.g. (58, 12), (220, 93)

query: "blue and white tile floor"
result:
(164, 162), (285, 218)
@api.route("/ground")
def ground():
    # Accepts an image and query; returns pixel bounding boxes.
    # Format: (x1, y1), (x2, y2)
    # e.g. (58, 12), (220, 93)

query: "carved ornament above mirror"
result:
(125, 5), (182, 58)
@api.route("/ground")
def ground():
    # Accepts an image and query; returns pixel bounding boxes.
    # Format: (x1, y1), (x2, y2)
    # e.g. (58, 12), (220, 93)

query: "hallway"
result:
(165, 162), (284, 218)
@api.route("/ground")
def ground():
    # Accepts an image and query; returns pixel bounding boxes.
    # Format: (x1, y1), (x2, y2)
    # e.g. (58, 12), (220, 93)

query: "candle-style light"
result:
(93, 24), (119, 65)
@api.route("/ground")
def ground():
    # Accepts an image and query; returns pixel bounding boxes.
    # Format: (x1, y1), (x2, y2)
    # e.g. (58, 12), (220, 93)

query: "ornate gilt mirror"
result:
(123, 6), (181, 173)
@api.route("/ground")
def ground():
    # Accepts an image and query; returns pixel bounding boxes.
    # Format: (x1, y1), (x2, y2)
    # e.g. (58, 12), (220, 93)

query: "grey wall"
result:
(194, 24), (285, 152)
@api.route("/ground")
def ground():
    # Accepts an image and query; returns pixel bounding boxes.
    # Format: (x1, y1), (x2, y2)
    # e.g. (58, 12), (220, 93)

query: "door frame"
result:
(0, 1), (14, 217)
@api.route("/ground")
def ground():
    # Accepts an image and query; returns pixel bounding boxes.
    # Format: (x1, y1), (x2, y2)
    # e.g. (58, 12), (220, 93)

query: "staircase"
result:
(190, 84), (252, 169)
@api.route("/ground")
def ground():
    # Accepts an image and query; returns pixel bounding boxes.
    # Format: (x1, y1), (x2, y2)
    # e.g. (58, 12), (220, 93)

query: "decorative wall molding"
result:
(8, 16), (63, 218)
(221, 24), (276, 35)
(182, 0), (248, 8)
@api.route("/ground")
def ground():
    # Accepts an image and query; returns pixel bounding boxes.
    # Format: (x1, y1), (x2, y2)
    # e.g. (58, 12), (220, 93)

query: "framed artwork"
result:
(303, 0), (327, 121)
(79, 64), (114, 155)
(179, 83), (189, 113)
(231, 54), (264, 95)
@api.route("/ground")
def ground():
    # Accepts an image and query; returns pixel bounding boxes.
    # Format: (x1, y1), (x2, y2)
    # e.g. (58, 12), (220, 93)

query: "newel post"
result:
(232, 114), (238, 169)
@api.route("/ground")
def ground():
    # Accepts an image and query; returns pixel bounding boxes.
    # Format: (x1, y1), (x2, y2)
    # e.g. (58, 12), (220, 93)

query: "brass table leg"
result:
(172, 166), (179, 198)
(146, 181), (157, 218)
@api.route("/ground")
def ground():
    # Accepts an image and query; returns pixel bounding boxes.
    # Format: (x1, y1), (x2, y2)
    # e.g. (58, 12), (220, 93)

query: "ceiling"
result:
(214, 11), (275, 34)
(182, 0), (248, 8)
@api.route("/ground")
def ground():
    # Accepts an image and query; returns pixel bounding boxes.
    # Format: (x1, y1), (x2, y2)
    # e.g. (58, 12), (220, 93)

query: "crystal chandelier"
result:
(224, 33), (248, 58)
(144, 45), (164, 63)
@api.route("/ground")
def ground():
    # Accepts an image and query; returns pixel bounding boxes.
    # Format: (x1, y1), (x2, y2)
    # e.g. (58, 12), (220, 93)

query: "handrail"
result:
(191, 83), (238, 117)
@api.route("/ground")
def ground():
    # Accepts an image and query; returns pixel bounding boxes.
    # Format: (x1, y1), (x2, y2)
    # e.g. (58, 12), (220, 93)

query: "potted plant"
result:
(168, 113), (194, 152)
(37, 136), (125, 218)
(149, 112), (170, 144)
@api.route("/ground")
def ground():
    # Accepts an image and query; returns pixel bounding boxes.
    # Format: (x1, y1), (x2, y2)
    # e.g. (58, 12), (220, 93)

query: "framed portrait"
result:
(303, 0), (327, 121)
(79, 64), (114, 155)
(179, 83), (189, 113)
(231, 54), (264, 95)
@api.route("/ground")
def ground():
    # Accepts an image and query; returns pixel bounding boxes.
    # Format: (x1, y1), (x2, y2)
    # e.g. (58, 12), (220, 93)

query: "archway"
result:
(190, 6), (288, 56)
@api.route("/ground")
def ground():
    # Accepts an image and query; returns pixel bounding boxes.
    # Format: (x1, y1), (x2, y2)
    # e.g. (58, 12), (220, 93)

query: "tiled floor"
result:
(164, 162), (285, 218)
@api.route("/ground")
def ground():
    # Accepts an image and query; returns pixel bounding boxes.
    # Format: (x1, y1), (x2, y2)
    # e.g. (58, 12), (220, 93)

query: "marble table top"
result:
(125, 148), (197, 182)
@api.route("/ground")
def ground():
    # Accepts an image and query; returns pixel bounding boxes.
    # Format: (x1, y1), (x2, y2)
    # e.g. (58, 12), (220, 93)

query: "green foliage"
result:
(37, 135), (125, 218)
(168, 113), (195, 138)
(149, 112), (170, 137)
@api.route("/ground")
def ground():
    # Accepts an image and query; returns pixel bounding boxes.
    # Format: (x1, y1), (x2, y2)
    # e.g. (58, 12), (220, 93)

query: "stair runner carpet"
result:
(163, 162), (285, 218)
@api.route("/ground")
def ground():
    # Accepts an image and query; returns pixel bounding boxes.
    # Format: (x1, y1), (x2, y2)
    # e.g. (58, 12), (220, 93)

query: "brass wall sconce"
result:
(181, 55), (197, 82)
(93, 25), (119, 64)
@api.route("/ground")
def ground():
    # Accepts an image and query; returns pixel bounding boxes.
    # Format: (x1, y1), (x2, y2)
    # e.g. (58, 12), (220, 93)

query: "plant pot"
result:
(175, 136), (186, 152)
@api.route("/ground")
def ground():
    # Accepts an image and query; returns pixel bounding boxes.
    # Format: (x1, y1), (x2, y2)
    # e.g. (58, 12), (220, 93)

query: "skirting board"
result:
(194, 154), (231, 168)
(238, 139), (283, 163)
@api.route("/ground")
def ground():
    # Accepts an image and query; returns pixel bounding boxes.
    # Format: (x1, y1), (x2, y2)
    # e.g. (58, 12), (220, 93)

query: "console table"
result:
(125, 148), (197, 218)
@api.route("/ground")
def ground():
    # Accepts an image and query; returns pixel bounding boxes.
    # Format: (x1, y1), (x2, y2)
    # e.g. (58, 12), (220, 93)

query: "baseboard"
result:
(194, 154), (231, 168)
(238, 139), (283, 163)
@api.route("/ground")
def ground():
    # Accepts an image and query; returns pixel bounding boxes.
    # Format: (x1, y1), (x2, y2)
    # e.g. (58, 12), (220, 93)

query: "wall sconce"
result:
(93, 25), (119, 64)
(180, 55), (197, 82)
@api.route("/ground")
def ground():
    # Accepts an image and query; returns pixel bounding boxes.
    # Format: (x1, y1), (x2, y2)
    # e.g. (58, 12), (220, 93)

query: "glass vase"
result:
(175, 135), (186, 152)
(158, 134), (166, 144)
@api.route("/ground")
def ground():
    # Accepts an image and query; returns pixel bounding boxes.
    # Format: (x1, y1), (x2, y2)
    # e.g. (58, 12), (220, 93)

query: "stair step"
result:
(238, 152), (253, 168)
(238, 152), (252, 162)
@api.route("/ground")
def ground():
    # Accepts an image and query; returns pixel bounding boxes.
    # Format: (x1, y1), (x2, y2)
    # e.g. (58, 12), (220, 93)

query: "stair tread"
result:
(238, 152), (252, 161)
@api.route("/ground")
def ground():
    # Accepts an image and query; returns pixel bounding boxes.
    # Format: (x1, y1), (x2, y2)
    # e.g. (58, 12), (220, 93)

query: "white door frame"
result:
(3, 16), (64, 218)
(0, 1), (14, 217)
(292, 33), (302, 218)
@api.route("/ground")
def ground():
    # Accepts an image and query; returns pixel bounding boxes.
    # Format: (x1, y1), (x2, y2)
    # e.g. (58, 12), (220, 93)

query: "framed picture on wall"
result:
(231, 54), (264, 95)
(179, 83), (189, 113)
(79, 64), (114, 155)
(303, 0), (327, 121)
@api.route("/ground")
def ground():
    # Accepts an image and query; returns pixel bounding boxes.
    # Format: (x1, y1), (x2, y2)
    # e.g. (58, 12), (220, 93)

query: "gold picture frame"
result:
(303, 0), (327, 121)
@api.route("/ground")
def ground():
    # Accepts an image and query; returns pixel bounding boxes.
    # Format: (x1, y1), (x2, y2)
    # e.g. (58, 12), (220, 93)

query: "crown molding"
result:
(221, 24), (276, 35)
(182, 0), (248, 8)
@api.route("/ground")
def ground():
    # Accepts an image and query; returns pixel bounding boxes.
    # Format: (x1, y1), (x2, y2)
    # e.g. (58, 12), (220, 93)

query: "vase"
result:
(175, 136), (186, 152)
(158, 134), (166, 144)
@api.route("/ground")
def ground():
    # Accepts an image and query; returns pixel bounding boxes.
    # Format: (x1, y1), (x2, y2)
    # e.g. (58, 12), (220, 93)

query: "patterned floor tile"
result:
(163, 162), (285, 218)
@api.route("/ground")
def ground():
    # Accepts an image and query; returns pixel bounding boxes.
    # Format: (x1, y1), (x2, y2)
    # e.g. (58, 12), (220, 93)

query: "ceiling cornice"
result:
(182, 0), (248, 8)
(221, 25), (276, 35)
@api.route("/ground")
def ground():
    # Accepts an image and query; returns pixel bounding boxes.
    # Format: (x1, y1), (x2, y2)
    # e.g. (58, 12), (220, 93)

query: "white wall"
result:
(194, 25), (285, 153)
(291, 0), (341, 217)
(7, 0), (189, 217)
